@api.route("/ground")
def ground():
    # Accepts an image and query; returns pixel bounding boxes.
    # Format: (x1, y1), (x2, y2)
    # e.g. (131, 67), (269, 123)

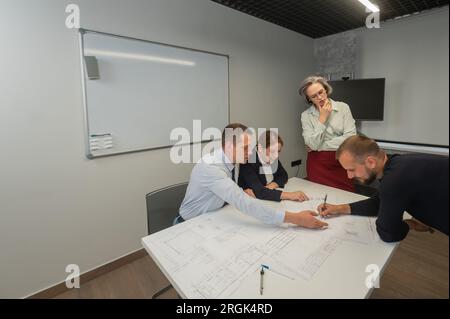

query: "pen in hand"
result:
(320, 194), (328, 218)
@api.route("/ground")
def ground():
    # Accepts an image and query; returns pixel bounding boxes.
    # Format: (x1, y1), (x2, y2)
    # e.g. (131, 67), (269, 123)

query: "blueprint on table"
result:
(144, 199), (380, 298)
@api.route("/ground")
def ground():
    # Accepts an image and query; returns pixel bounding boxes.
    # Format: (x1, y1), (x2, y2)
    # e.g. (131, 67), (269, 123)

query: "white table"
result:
(142, 178), (398, 299)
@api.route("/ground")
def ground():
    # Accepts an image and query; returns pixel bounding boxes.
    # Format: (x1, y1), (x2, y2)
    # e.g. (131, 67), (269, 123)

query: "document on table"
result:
(282, 199), (378, 244)
(144, 201), (380, 298)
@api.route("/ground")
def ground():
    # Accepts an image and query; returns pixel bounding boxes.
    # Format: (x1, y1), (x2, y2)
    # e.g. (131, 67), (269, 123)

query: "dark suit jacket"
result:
(238, 153), (288, 201)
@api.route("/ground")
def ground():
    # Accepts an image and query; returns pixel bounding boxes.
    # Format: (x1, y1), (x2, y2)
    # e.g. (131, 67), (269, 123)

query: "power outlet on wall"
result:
(291, 159), (302, 167)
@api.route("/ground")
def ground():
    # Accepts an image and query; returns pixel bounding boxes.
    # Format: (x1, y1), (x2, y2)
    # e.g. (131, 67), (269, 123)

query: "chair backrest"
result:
(146, 182), (188, 235)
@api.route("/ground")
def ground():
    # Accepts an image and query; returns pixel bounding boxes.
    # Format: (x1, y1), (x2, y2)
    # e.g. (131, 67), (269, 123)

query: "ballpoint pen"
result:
(321, 194), (328, 218)
(260, 267), (265, 295)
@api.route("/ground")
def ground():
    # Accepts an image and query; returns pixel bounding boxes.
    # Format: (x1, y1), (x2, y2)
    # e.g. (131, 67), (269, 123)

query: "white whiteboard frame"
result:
(78, 28), (230, 159)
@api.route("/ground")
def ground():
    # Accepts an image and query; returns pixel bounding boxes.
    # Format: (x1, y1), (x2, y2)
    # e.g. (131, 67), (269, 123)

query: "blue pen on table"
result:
(260, 266), (265, 295)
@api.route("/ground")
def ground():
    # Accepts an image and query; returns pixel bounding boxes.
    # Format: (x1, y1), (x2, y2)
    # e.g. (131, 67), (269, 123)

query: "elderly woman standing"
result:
(299, 76), (356, 192)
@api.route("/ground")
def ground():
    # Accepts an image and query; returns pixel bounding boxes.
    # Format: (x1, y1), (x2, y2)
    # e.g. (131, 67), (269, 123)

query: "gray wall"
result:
(314, 31), (356, 80)
(314, 7), (449, 145)
(0, 0), (313, 297)
(357, 7), (449, 145)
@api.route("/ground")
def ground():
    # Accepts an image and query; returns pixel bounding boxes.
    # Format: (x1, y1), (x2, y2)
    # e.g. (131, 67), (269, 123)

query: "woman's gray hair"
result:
(298, 75), (333, 105)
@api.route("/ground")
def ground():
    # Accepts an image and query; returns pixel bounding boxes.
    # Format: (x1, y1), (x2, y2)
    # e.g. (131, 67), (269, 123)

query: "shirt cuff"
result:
(274, 189), (283, 201)
(349, 202), (378, 217)
(273, 209), (285, 225)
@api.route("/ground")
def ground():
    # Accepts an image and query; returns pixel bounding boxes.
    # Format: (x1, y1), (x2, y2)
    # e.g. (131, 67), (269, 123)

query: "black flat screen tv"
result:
(328, 78), (385, 121)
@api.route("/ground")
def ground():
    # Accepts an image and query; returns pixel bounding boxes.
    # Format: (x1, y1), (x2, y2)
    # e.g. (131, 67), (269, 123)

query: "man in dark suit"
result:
(238, 130), (308, 202)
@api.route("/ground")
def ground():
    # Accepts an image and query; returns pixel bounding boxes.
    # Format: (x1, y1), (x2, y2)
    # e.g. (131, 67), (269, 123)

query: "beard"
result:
(353, 169), (378, 185)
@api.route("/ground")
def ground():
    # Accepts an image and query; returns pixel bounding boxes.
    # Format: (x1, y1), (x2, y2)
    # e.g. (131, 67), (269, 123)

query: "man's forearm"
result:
(284, 211), (295, 224)
(338, 204), (351, 214)
(280, 192), (291, 200)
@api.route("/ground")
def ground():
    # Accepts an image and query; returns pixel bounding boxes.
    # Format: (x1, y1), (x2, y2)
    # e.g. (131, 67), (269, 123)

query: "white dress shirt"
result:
(179, 149), (285, 225)
(301, 99), (357, 151)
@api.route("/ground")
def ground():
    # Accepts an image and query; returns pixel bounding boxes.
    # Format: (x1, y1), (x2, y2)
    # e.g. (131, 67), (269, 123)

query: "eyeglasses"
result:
(308, 89), (327, 100)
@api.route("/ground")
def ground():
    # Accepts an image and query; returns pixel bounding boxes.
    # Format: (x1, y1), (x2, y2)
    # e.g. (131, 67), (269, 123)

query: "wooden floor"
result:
(371, 230), (449, 299)
(54, 231), (448, 299)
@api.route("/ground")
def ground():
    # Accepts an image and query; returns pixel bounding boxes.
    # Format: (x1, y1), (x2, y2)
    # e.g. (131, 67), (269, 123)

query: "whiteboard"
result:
(78, 29), (229, 158)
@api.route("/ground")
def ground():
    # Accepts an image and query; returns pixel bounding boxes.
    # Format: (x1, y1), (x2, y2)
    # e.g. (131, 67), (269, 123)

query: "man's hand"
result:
(265, 182), (279, 190)
(405, 218), (435, 233)
(244, 188), (256, 198)
(282, 191), (309, 202)
(306, 145), (313, 152)
(284, 211), (328, 229)
(317, 203), (351, 218)
(318, 99), (332, 124)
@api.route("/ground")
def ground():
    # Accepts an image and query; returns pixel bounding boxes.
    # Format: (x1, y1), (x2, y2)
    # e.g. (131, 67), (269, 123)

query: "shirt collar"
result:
(377, 154), (397, 182)
(257, 151), (270, 166)
(216, 148), (235, 172)
(381, 154), (396, 175)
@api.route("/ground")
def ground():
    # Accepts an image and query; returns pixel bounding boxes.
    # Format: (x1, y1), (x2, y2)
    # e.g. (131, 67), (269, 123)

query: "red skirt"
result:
(306, 151), (355, 192)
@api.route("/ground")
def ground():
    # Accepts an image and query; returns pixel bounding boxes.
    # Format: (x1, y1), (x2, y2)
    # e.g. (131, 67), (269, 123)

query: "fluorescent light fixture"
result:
(358, 0), (380, 13)
(84, 48), (195, 66)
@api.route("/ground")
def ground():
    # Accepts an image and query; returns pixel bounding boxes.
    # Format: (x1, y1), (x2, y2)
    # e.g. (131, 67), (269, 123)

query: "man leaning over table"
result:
(318, 135), (449, 242)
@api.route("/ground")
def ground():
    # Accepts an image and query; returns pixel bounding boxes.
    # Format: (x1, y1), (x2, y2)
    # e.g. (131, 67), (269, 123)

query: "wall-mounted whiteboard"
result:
(78, 29), (229, 158)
